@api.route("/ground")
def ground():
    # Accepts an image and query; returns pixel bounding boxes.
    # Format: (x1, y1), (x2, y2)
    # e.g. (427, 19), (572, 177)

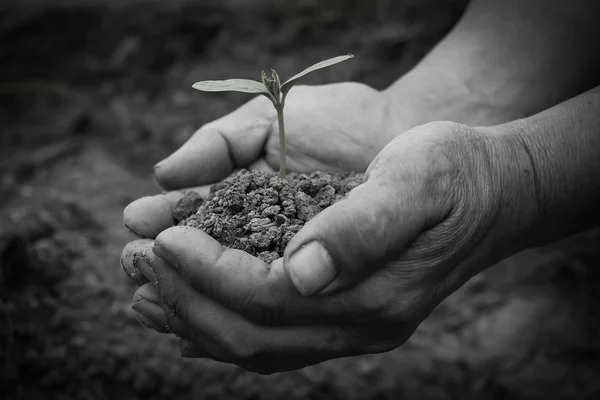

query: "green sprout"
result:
(192, 54), (354, 179)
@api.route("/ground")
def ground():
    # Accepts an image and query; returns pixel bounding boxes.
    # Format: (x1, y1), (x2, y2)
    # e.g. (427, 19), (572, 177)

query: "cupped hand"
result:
(121, 81), (400, 352)
(122, 121), (523, 373)
(121, 82), (398, 240)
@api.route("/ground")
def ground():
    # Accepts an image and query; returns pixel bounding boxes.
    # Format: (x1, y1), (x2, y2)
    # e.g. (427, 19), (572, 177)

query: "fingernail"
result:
(152, 240), (178, 270)
(288, 241), (336, 296)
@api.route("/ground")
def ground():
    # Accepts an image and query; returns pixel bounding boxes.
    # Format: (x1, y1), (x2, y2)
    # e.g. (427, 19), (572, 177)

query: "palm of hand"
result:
(259, 82), (396, 174)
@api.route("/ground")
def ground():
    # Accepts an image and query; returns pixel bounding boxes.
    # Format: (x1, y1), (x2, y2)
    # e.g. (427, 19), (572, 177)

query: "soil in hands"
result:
(173, 169), (363, 264)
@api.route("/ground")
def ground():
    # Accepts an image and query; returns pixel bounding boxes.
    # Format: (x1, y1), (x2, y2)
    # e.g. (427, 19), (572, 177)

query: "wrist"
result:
(488, 88), (600, 247)
(441, 124), (542, 278)
(480, 124), (542, 260)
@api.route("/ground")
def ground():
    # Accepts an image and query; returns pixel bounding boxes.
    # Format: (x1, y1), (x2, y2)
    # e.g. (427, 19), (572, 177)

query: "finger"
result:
(154, 97), (275, 190)
(133, 281), (161, 303)
(150, 226), (397, 327)
(152, 226), (291, 325)
(282, 140), (448, 296)
(124, 158), (273, 239)
(150, 255), (366, 374)
(132, 283), (170, 333)
(120, 239), (155, 285)
(123, 187), (210, 239)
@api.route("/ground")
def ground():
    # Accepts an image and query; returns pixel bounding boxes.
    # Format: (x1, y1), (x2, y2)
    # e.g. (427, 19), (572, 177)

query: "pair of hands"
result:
(121, 82), (513, 373)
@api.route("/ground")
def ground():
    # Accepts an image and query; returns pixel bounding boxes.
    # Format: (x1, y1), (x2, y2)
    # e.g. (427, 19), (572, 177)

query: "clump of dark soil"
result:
(174, 169), (363, 264)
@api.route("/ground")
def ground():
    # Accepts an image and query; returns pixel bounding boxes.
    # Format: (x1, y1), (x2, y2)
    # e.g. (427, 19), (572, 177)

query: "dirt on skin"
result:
(174, 169), (363, 264)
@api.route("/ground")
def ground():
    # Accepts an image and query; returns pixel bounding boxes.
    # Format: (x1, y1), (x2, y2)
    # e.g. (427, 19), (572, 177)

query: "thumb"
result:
(283, 178), (428, 297)
(154, 96), (275, 190)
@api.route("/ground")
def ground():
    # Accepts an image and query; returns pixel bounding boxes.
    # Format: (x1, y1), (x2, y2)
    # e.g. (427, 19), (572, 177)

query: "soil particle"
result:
(174, 169), (363, 264)
(172, 191), (204, 222)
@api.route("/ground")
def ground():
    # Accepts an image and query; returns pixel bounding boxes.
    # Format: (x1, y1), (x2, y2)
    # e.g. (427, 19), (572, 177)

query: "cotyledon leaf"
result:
(280, 54), (354, 98)
(192, 79), (275, 101)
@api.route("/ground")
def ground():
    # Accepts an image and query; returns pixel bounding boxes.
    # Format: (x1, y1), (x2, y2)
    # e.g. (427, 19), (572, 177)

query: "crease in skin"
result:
(149, 252), (178, 318)
(218, 128), (239, 170)
(511, 127), (543, 217)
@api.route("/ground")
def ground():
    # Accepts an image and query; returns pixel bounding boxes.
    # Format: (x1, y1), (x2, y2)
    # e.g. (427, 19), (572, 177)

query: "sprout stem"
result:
(276, 105), (286, 179)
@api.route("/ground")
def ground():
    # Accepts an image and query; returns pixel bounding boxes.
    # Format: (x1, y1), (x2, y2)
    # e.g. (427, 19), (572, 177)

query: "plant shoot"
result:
(192, 54), (354, 178)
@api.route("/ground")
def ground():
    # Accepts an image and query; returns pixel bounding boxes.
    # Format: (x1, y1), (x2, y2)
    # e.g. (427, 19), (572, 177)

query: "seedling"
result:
(192, 54), (354, 179)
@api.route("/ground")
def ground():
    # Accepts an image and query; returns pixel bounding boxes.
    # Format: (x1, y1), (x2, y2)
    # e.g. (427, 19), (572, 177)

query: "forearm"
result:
(492, 86), (600, 257)
(383, 0), (600, 128)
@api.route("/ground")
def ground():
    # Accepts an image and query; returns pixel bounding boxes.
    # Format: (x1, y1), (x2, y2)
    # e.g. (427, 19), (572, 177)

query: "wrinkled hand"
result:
(121, 119), (521, 373)
(121, 81), (399, 362)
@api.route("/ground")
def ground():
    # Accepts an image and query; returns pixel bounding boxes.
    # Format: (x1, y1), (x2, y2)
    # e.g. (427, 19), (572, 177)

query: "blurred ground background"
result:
(1, 0), (599, 399)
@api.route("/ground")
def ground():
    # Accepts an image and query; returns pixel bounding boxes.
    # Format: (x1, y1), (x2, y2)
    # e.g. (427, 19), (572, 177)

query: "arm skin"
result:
(383, 0), (600, 129)
(469, 85), (600, 278)
(496, 85), (600, 254)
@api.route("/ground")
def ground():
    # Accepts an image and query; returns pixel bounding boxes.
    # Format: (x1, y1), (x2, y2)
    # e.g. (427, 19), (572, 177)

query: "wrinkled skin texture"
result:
(122, 115), (511, 373)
